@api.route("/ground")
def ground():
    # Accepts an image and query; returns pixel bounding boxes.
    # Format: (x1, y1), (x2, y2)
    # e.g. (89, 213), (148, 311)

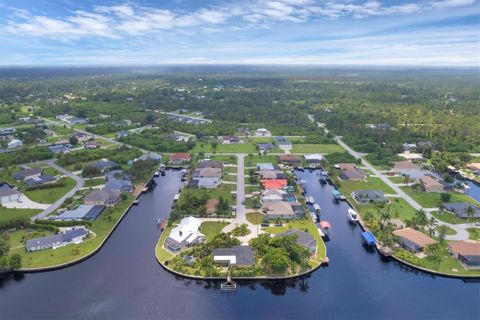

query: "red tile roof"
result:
(261, 179), (288, 189)
(170, 153), (192, 161)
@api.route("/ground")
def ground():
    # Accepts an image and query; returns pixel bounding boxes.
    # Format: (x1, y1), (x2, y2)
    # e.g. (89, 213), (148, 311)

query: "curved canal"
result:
(0, 170), (479, 319)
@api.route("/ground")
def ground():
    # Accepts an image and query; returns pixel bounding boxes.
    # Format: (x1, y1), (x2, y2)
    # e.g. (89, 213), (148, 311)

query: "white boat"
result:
(313, 203), (321, 213)
(154, 171), (160, 177)
(173, 194), (180, 202)
(348, 208), (359, 222)
(307, 196), (315, 204)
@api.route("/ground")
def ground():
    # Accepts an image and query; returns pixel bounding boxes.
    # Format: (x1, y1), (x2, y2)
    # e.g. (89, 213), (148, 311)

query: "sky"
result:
(0, 0), (479, 66)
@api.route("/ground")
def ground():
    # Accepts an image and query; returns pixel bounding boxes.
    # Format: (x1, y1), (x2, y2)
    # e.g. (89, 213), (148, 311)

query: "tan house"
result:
(418, 176), (444, 193)
(262, 201), (295, 220)
(393, 227), (436, 252)
(448, 240), (480, 270)
(84, 189), (120, 207)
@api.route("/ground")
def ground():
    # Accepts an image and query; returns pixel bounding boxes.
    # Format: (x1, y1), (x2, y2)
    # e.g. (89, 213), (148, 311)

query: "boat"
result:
(331, 189), (342, 201)
(319, 221), (332, 240)
(313, 203), (321, 214)
(132, 199), (139, 205)
(157, 217), (168, 231)
(362, 231), (376, 246)
(154, 171), (160, 177)
(348, 208), (359, 222)
(173, 194), (180, 202)
(307, 196), (315, 204)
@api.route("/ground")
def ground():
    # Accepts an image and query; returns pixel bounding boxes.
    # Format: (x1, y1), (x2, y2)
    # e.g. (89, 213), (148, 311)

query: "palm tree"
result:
(427, 217), (437, 236)
(380, 211), (392, 229)
(415, 209), (428, 228)
(465, 206), (476, 225)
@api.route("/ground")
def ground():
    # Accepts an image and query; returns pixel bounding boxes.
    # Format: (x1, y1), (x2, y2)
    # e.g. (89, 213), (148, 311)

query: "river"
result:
(0, 170), (479, 319)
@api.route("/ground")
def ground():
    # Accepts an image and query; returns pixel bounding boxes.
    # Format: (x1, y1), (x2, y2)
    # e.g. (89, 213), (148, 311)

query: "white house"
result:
(7, 139), (23, 149)
(255, 128), (271, 137)
(304, 154), (324, 163)
(261, 189), (286, 203)
(0, 188), (21, 204)
(165, 216), (205, 252)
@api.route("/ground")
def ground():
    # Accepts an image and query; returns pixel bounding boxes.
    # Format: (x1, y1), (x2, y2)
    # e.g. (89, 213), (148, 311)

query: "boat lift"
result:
(221, 274), (237, 293)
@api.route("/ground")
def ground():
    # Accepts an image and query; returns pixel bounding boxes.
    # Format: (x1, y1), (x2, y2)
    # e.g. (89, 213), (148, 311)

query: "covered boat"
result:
(362, 231), (376, 246)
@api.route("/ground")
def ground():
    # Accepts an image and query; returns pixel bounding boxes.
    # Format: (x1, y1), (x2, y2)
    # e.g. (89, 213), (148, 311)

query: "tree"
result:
(69, 135), (79, 146)
(262, 247), (290, 274)
(379, 211), (391, 229)
(0, 239), (10, 257)
(145, 114), (156, 124)
(8, 254), (21, 270)
(436, 225), (449, 244)
(427, 217), (437, 236)
(440, 193), (451, 203)
(465, 206), (476, 224)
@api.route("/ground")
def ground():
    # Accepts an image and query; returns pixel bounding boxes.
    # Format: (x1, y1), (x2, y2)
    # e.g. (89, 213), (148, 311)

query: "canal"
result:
(0, 170), (479, 319)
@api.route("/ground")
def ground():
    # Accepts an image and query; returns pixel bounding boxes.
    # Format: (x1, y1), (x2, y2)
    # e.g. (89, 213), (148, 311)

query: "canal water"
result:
(0, 170), (479, 319)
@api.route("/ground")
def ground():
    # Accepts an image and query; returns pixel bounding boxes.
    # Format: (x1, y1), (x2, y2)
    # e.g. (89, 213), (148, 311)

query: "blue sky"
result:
(0, 0), (479, 66)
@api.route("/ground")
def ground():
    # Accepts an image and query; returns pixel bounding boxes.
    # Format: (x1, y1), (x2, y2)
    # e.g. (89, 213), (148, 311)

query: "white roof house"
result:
(257, 163), (275, 171)
(304, 154), (324, 162)
(261, 189), (286, 203)
(7, 139), (23, 149)
(167, 216), (205, 250)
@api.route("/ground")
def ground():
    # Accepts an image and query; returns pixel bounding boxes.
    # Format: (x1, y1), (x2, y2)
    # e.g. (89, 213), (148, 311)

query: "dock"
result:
(221, 274), (237, 292)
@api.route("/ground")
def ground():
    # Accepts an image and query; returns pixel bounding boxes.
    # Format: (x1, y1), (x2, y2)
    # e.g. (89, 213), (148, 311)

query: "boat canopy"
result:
(320, 221), (332, 229)
(331, 189), (342, 196)
(362, 231), (376, 245)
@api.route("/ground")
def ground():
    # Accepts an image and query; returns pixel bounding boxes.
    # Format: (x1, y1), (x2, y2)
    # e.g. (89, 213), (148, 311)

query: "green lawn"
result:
(0, 207), (41, 223)
(155, 226), (174, 263)
(84, 177), (106, 188)
(431, 211), (480, 225)
(178, 185), (235, 205)
(24, 177), (77, 204)
(416, 243), (480, 276)
(209, 155), (238, 165)
(389, 176), (407, 184)
(244, 155), (279, 167)
(401, 187), (480, 208)
(10, 194), (134, 269)
(245, 185), (261, 193)
(222, 174), (237, 182)
(338, 177), (395, 196)
(243, 137), (274, 143)
(357, 198), (417, 222)
(467, 227), (480, 240)
(192, 142), (257, 154)
(291, 144), (343, 154)
(246, 212), (265, 225)
(200, 221), (229, 242)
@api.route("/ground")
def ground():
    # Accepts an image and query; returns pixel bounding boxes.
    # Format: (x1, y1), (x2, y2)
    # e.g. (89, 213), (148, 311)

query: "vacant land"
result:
(357, 198), (417, 222)
(339, 177), (395, 196)
(0, 207), (42, 223)
(24, 177), (77, 204)
(246, 212), (265, 225)
(401, 187), (480, 208)
(200, 221), (229, 242)
(292, 144), (343, 154)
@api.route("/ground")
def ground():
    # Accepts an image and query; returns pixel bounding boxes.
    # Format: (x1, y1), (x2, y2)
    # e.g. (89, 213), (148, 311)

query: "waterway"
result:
(0, 170), (479, 319)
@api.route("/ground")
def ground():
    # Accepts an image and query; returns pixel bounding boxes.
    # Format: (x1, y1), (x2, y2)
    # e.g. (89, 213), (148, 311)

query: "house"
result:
(339, 169), (366, 181)
(304, 154), (324, 164)
(14, 167), (43, 181)
(72, 132), (89, 142)
(277, 141), (292, 148)
(262, 179), (288, 190)
(213, 246), (254, 267)
(290, 203), (305, 219)
(84, 141), (100, 149)
(258, 143), (274, 153)
(105, 179), (133, 193)
(392, 160), (421, 174)
(43, 129), (55, 136)
(403, 143), (417, 151)
(0, 127), (15, 136)
(261, 189), (286, 203)
(466, 163), (480, 175)
(116, 130), (129, 139)
(419, 176), (444, 193)
(24, 174), (57, 188)
(135, 153), (162, 162)
(237, 127), (250, 135)
(198, 160), (223, 169)
(0, 186), (21, 204)
(221, 135), (240, 144)
(443, 202), (480, 219)
(278, 155), (301, 165)
(69, 117), (88, 125)
(337, 163), (358, 171)
(393, 227), (436, 252)
(275, 136), (286, 142)
(259, 170), (279, 179)
(352, 190), (386, 204)
(26, 227), (89, 252)
(90, 159), (118, 173)
(206, 199), (219, 214)
(55, 205), (105, 221)
(262, 201), (295, 219)
(164, 216), (205, 252)
(255, 128), (271, 137)
(398, 152), (424, 162)
(448, 241), (480, 270)
(257, 163), (275, 171)
(170, 153), (192, 164)
(7, 139), (23, 149)
(276, 229), (317, 255)
(84, 189), (120, 206)
(48, 143), (72, 154)
(194, 167), (222, 179)
(56, 114), (74, 122)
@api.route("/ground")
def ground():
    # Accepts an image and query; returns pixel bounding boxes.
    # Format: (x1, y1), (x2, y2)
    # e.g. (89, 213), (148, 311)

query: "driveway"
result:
(2, 196), (50, 210)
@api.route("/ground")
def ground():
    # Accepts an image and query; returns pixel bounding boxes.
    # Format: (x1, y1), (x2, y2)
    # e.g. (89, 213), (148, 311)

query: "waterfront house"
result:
(213, 246), (254, 267)
(276, 229), (317, 256)
(262, 179), (288, 190)
(352, 190), (386, 204)
(261, 189), (286, 203)
(443, 202), (480, 219)
(48, 143), (72, 154)
(279, 155), (301, 165)
(135, 153), (163, 162)
(26, 227), (89, 252)
(448, 240), (480, 270)
(257, 163), (275, 171)
(84, 189), (120, 207)
(90, 159), (118, 173)
(165, 216), (205, 252)
(24, 174), (57, 188)
(392, 160), (421, 174)
(419, 176), (444, 193)
(339, 169), (366, 181)
(170, 153), (192, 164)
(262, 201), (295, 220)
(304, 154), (324, 164)
(393, 227), (436, 252)
(105, 179), (133, 193)
(55, 205), (105, 221)
(198, 160), (224, 169)
(7, 139), (23, 149)
(259, 170), (279, 179)
(14, 167), (43, 181)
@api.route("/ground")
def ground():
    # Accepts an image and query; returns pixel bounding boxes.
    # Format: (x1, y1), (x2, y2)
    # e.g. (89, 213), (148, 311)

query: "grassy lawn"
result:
(209, 155), (238, 165)
(223, 166), (238, 174)
(244, 155), (279, 167)
(418, 243), (480, 276)
(0, 207), (41, 223)
(24, 177), (77, 204)
(222, 174), (237, 182)
(401, 187), (480, 208)
(10, 194), (134, 269)
(338, 177), (395, 196)
(243, 137), (274, 143)
(245, 185), (261, 193)
(389, 176), (407, 184)
(178, 185), (235, 204)
(431, 211), (480, 225)
(200, 221), (229, 242)
(84, 177), (106, 188)
(291, 144), (343, 154)
(357, 198), (417, 222)
(467, 227), (480, 240)
(261, 218), (326, 261)
(246, 212), (265, 225)
(155, 226), (174, 263)
(192, 142), (257, 154)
